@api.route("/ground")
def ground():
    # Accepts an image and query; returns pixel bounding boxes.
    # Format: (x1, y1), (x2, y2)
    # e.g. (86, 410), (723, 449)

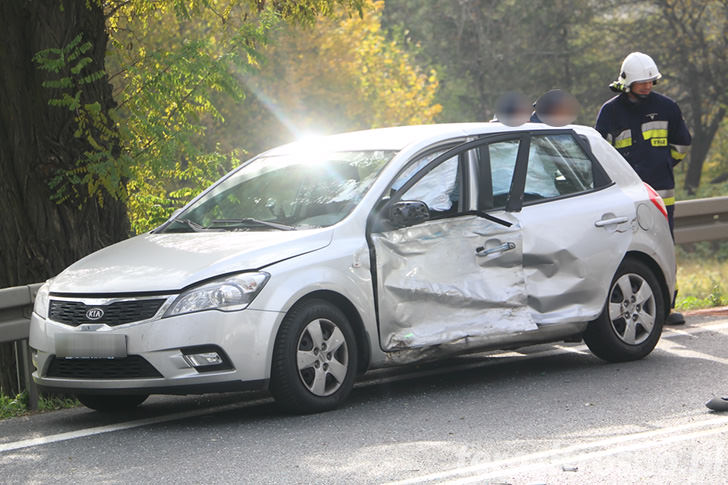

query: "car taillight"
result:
(644, 183), (668, 219)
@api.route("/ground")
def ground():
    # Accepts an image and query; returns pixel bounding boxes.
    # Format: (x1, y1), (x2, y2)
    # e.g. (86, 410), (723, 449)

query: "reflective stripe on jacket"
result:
(595, 91), (691, 191)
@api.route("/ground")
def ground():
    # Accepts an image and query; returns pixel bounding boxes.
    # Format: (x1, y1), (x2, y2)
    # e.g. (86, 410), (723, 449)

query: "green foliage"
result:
(107, 0), (437, 233)
(676, 241), (728, 262)
(108, 5), (285, 233)
(0, 392), (26, 419)
(33, 33), (126, 206)
(674, 117), (728, 200)
(0, 391), (79, 420)
(106, 0), (374, 233)
(32, 0), (367, 232)
(677, 289), (727, 310)
(675, 251), (728, 310)
(381, 0), (608, 123)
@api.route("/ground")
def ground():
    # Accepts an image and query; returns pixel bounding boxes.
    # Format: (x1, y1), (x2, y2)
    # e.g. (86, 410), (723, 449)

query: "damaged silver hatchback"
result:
(30, 123), (675, 414)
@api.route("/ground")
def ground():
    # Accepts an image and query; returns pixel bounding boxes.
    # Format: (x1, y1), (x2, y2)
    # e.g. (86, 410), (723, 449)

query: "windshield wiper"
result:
(168, 218), (207, 232)
(208, 218), (295, 231)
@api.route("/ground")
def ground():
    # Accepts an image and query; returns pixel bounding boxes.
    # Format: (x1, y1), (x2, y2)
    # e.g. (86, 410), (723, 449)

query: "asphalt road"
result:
(2, 314), (728, 484)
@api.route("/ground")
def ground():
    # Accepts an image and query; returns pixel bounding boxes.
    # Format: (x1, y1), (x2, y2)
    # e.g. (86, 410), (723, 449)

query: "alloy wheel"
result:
(296, 318), (349, 397)
(607, 273), (656, 345)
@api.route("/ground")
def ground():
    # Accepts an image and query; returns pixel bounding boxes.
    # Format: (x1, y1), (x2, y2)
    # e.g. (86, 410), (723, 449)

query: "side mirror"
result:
(388, 200), (430, 228)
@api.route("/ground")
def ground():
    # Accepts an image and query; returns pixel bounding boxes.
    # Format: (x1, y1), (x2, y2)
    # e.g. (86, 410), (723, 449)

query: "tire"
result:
(271, 299), (358, 414)
(583, 258), (665, 362)
(77, 394), (148, 412)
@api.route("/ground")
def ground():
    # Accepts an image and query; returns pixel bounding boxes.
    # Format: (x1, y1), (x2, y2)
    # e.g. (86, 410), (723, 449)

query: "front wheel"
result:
(270, 299), (358, 414)
(583, 259), (665, 362)
(77, 394), (148, 412)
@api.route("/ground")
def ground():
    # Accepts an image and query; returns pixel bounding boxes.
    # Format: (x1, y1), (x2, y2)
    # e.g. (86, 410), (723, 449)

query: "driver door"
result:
(370, 136), (537, 353)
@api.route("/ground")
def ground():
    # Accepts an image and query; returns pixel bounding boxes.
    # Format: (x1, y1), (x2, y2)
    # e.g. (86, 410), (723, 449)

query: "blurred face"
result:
(630, 80), (654, 96)
(537, 93), (580, 126)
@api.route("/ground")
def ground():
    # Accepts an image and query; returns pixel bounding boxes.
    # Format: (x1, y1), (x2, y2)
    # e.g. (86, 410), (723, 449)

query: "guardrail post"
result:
(18, 340), (38, 410)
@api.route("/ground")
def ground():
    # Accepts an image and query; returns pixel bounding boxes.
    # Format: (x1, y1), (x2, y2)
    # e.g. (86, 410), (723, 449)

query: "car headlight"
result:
(163, 272), (270, 318)
(33, 282), (50, 319)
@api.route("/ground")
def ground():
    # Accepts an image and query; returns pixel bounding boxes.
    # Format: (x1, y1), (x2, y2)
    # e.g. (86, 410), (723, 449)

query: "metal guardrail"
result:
(0, 283), (41, 344)
(673, 195), (728, 245)
(0, 196), (725, 404)
(0, 283), (42, 408)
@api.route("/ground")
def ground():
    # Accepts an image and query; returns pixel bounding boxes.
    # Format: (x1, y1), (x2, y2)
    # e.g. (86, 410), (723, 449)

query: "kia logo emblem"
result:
(85, 308), (104, 320)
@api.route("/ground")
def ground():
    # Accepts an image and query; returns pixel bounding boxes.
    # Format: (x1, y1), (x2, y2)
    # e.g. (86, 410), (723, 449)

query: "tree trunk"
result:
(0, 344), (19, 397)
(683, 107), (726, 194)
(0, 1), (129, 395)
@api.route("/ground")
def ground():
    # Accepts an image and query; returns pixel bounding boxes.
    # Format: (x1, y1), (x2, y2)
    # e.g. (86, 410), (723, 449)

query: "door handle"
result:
(476, 241), (516, 257)
(594, 216), (629, 227)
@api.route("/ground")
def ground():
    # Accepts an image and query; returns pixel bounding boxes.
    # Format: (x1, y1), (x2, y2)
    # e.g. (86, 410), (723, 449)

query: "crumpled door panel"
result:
(372, 215), (537, 352)
(515, 184), (635, 323)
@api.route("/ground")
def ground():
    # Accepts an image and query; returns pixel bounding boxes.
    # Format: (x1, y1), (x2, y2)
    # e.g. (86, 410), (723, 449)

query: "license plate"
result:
(55, 333), (127, 359)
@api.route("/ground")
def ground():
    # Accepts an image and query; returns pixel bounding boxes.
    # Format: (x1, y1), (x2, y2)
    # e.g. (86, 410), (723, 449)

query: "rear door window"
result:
(523, 134), (607, 203)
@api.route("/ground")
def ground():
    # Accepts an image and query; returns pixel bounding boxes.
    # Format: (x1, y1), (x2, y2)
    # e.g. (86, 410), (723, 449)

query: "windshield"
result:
(160, 150), (396, 232)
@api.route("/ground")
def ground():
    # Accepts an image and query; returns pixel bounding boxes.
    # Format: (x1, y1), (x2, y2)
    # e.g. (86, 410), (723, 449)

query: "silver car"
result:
(29, 123), (676, 413)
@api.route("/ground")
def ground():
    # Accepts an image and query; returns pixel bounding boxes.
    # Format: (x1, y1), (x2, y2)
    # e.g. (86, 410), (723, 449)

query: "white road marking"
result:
(446, 423), (728, 484)
(388, 416), (728, 484)
(2, 318), (726, 455)
(0, 398), (271, 454)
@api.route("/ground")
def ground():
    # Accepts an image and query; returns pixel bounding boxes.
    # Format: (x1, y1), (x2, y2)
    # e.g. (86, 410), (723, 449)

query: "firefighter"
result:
(595, 52), (691, 325)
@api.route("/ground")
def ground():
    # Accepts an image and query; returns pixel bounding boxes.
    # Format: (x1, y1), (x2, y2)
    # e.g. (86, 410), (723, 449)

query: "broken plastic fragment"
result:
(705, 396), (728, 412)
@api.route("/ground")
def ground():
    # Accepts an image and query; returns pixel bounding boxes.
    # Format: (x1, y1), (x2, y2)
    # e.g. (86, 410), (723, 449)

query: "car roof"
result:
(263, 122), (598, 155)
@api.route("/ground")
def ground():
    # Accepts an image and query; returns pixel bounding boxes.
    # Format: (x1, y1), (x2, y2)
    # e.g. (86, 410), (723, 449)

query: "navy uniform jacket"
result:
(595, 92), (691, 202)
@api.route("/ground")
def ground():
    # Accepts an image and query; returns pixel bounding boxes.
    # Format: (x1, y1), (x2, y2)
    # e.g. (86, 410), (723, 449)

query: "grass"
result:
(675, 241), (728, 311)
(0, 391), (79, 420)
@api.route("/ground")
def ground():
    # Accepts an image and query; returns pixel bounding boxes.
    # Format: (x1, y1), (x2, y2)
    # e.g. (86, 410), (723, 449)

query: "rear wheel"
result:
(77, 394), (148, 412)
(584, 259), (665, 362)
(271, 299), (358, 414)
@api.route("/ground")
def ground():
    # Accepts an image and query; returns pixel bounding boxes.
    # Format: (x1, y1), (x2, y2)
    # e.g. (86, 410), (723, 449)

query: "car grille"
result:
(49, 299), (166, 327)
(46, 356), (163, 379)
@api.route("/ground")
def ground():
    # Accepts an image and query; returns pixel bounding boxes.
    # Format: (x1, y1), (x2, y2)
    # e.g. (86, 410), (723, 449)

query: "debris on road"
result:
(705, 396), (728, 412)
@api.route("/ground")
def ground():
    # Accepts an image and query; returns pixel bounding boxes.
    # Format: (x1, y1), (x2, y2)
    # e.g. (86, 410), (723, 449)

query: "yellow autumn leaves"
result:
(108, 0), (441, 233)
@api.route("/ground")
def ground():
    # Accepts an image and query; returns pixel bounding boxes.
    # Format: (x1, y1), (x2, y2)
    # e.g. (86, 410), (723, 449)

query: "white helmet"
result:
(610, 52), (662, 92)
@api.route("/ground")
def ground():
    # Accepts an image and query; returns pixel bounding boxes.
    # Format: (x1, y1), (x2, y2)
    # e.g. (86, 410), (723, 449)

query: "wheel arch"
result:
(286, 290), (371, 375)
(623, 250), (671, 316)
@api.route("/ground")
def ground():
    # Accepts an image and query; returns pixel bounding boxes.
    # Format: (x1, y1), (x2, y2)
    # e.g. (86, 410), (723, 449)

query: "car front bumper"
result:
(29, 307), (282, 395)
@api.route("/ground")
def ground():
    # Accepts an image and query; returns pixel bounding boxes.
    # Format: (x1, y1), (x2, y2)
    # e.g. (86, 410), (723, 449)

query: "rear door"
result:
(369, 136), (538, 353)
(508, 131), (635, 323)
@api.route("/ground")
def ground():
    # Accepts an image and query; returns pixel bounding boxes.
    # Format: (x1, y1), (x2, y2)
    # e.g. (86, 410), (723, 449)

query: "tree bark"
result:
(0, 1), (129, 395)
(684, 107), (726, 194)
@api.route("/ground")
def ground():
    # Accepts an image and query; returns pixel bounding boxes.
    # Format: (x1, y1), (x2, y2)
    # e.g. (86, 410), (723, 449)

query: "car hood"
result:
(50, 229), (333, 295)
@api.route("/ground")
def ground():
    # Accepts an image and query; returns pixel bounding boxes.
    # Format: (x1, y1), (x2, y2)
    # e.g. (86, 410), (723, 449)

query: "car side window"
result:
(477, 139), (520, 211)
(524, 134), (598, 202)
(391, 150), (463, 218)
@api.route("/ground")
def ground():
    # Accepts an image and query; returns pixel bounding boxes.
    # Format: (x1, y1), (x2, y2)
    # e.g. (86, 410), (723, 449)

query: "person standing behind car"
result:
(530, 89), (580, 126)
(595, 52), (691, 325)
